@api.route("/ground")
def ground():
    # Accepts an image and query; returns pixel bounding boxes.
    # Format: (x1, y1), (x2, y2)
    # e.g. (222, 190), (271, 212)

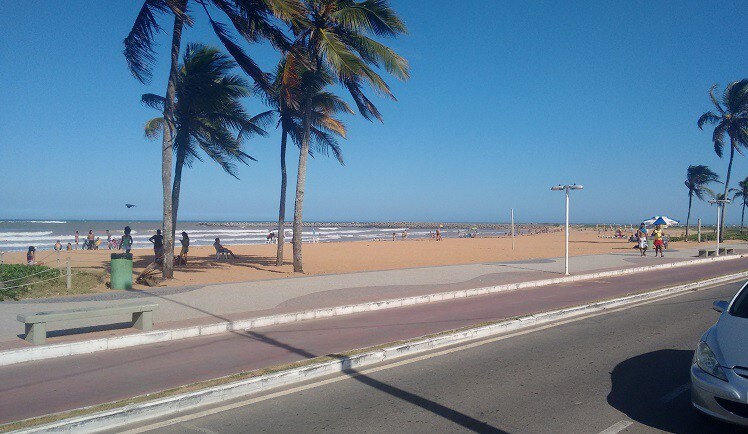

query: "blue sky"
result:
(2, 1), (748, 224)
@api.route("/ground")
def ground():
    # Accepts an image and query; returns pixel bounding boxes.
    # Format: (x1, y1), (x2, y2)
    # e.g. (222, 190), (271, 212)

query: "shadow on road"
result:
(245, 329), (507, 433)
(607, 349), (743, 433)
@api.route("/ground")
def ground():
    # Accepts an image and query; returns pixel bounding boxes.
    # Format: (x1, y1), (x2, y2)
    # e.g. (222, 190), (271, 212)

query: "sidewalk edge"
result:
(0, 254), (742, 367)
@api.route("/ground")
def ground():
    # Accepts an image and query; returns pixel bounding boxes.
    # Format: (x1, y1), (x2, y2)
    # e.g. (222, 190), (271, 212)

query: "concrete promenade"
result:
(0, 244), (743, 349)
(0, 251), (746, 425)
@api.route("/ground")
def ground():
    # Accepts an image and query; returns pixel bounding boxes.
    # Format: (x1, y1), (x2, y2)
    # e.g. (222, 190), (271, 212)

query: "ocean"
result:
(0, 220), (512, 252)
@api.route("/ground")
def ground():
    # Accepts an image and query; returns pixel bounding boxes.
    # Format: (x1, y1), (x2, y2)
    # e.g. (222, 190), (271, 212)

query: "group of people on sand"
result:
(634, 223), (666, 257)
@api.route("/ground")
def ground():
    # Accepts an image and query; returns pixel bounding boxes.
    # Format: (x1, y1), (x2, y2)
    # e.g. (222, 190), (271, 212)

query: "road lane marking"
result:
(598, 420), (633, 434)
(120, 281), (731, 434)
(657, 383), (690, 404)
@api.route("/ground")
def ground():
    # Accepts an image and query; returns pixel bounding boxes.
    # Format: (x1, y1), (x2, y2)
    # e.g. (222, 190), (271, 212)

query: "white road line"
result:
(180, 423), (218, 434)
(120, 283), (725, 434)
(657, 383), (690, 404)
(598, 420), (633, 434)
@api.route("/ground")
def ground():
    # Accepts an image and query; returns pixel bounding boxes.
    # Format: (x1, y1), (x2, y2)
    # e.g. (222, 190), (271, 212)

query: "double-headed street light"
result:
(551, 184), (584, 275)
(708, 198), (730, 256)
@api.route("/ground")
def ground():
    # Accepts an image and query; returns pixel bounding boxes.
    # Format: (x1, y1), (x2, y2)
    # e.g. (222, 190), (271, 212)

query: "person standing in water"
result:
(74, 231), (79, 250)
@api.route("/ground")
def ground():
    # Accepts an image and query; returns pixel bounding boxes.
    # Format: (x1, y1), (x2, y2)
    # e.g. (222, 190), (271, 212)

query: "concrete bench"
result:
(719, 247), (735, 255)
(698, 249), (717, 257)
(17, 302), (158, 345)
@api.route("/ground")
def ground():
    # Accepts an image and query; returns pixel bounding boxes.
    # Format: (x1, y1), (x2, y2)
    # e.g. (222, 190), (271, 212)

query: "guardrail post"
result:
(66, 257), (71, 290)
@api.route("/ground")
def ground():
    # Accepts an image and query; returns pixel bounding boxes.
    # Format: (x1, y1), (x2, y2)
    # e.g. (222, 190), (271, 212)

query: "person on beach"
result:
(94, 237), (102, 249)
(392, 232), (396, 241)
(213, 238), (236, 259)
(54, 240), (62, 251)
(120, 226), (133, 254)
(402, 229), (408, 239)
(74, 231), (79, 250)
(66, 242), (72, 251)
(652, 225), (665, 257)
(27, 246), (36, 265)
(85, 230), (94, 250)
(149, 230), (164, 261)
(177, 232), (189, 264)
(436, 228), (442, 241)
(106, 230), (112, 249)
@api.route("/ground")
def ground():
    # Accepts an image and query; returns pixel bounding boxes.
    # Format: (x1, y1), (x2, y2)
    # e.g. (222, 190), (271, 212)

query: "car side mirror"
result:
(713, 300), (729, 313)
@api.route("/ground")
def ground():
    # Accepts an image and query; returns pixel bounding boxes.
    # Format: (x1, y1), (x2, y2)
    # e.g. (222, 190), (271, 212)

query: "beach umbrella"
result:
(642, 216), (679, 226)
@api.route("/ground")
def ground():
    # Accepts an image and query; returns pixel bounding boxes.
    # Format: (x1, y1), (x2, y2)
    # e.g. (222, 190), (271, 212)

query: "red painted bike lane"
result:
(0, 257), (746, 424)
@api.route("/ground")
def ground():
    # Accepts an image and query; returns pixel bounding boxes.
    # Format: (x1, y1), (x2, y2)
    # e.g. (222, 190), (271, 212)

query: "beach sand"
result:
(0, 230), (722, 290)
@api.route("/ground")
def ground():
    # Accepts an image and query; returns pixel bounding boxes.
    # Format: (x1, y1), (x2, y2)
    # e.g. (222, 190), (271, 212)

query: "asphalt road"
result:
(125, 280), (747, 434)
(3, 258), (747, 424)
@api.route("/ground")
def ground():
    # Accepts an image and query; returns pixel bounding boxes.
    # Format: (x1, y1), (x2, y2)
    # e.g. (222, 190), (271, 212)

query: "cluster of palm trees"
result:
(687, 79), (748, 240)
(124, 0), (409, 277)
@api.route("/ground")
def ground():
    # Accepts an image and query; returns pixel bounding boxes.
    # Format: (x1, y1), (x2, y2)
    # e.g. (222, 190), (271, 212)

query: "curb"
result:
(11, 268), (748, 434)
(1, 254), (743, 367)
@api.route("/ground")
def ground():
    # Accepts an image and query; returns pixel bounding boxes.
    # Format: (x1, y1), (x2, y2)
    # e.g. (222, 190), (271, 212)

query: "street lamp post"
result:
(551, 184), (584, 275)
(708, 198), (730, 256)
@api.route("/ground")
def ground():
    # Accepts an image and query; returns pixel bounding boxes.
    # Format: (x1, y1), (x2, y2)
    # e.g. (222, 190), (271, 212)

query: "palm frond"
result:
(141, 93), (166, 110)
(207, 17), (271, 92)
(144, 117), (166, 139)
(333, 0), (407, 37)
(124, 0), (172, 83)
(697, 111), (720, 129)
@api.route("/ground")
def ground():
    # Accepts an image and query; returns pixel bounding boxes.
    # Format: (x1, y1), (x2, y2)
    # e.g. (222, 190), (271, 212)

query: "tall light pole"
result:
(709, 198), (730, 256)
(551, 184), (584, 275)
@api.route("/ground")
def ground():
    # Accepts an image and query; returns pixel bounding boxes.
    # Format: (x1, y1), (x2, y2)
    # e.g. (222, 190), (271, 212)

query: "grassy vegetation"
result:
(669, 228), (748, 243)
(0, 264), (105, 301)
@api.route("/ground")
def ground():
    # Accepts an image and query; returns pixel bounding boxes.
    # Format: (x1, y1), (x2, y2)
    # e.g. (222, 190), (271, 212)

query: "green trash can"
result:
(110, 253), (133, 290)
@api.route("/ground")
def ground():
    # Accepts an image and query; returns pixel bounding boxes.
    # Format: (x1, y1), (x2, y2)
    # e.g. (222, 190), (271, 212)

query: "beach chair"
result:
(214, 245), (229, 261)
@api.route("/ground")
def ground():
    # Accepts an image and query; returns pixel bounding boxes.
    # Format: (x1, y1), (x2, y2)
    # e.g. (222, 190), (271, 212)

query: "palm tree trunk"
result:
(160, 0), (187, 279)
(685, 191), (692, 241)
(292, 96), (313, 273)
(276, 128), (288, 266)
(741, 202), (745, 234)
(171, 149), (186, 241)
(721, 140), (736, 242)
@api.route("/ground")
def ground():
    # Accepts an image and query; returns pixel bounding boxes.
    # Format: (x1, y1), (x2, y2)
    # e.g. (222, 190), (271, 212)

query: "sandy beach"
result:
(1, 229), (730, 290)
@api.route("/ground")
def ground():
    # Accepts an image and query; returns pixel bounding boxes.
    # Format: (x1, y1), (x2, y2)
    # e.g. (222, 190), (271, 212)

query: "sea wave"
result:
(0, 220), (67, 224)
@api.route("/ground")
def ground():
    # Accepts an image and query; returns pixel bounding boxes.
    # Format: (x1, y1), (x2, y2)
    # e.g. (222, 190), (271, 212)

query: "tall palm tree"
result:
(142, 44), (271, 237)
(288, 0), (410, 272)
(262, 55), (351, 266)
(697, 79), (748, 242)
(684, 165), (720, 240)
(731, 177), (748, 233)
(124, 0), (300, 278)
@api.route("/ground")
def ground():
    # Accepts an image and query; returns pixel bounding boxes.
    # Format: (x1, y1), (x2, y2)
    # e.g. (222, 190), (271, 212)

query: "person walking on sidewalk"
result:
(652, 225), (665, 258)
(636, 224), (647, 256)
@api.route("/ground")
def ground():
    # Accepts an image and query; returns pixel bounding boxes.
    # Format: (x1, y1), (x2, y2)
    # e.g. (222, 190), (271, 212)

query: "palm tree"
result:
(262, 55), (352, 266)
(697, 79), (748, 242)
(288, 0), (410, 272)
(124, 0), (300, 278)
(142, 44), (271, 238)
(684, 165), (720, 240)
(731, 177), (748, 233)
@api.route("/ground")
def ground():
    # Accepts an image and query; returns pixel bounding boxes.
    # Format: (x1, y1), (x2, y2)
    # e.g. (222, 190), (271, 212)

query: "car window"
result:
(729, 284), (748, 318)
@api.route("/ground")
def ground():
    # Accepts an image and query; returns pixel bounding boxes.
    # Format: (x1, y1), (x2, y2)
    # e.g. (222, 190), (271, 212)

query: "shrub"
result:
(0, 264), (61, 301)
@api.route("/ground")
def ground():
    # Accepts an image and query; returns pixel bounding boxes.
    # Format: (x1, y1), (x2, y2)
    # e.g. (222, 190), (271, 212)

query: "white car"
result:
(691, 281), (748, 426)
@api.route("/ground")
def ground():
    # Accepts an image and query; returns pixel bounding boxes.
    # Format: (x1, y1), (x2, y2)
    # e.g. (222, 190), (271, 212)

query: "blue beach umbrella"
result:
(643, 216), (679, 226)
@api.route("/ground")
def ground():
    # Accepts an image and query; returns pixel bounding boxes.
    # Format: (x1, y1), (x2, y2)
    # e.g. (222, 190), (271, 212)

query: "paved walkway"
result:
(0, 256), (746, 425)
(0, 244), (743, 348)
